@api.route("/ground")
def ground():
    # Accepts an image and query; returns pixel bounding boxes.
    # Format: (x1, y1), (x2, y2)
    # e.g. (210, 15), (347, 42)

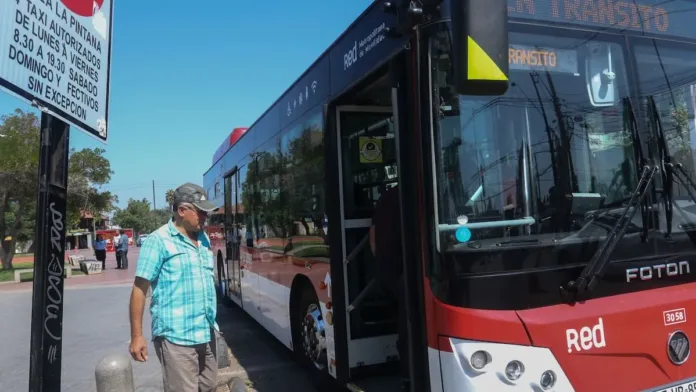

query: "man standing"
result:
(128, 183), (220, 392)
(117, 229), (129, 269)
(369, 184), (410, 391)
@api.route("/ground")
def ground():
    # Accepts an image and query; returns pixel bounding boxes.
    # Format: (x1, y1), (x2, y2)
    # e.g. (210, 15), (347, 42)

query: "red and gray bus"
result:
(204, 0), (696, 390)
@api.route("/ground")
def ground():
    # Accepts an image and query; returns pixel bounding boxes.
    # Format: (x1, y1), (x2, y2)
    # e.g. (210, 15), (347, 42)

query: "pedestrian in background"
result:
(113, 233), (121, 266)
(128, 183), (219, 392)
(93, 234), (107, 271)
(117, 229), (129, 269)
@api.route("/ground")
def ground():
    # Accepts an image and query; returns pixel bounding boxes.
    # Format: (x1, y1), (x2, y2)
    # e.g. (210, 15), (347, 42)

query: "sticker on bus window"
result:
(359, 138), (383, 163)
(509, 45), (578, 74)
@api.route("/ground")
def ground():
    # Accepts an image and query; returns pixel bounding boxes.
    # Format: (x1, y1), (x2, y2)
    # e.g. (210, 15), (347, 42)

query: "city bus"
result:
(203, 0), (696, 390)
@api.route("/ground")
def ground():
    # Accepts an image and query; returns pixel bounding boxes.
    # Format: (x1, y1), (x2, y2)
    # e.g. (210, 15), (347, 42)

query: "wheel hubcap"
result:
(300, 303), (327, 369)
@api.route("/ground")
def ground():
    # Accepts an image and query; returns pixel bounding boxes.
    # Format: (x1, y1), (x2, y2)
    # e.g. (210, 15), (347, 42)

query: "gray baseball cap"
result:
(173, 183), (218, 212)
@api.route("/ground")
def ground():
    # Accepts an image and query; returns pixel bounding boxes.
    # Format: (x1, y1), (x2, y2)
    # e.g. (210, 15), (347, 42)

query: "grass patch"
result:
(293, 246), (330, 259)
(0, 262), (34, 282)
(0, 262), (85, 282)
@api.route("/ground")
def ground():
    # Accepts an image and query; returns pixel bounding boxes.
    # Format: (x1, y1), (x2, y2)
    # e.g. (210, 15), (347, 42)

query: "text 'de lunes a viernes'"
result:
(1, 0), (110, 138)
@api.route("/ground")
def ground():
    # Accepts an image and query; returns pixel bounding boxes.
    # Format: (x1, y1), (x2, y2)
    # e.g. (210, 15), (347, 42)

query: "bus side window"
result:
(280, 112), (330, 261)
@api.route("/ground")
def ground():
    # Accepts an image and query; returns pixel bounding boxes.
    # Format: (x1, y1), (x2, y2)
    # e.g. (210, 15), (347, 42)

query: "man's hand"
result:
(129, 335), (148, 362)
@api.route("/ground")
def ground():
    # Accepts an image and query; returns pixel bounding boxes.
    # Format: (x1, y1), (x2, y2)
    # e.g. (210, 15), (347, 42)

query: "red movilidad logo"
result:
(59, 0), (104, 17)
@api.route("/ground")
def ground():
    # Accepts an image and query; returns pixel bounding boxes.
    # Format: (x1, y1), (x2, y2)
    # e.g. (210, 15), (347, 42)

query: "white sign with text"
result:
(0, 0), (113, 142)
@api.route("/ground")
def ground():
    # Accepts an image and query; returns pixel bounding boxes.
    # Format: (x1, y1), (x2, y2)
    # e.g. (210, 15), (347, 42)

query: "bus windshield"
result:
(430, 28), (696, 257)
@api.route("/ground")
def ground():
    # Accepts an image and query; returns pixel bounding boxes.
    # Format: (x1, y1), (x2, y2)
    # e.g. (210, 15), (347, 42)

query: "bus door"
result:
(335, 105), (401, 373)
(224, 170), (242, 301)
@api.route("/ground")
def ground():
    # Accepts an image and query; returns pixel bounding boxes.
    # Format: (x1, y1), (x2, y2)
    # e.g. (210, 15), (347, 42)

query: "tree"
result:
(0, 110), (40, 269)
(112, 199), (170, 235)
(151, 208), (172, 227)
(165, 189), (175, 209)
(0, 110), (116, 269)
(67, 147), (117, 229)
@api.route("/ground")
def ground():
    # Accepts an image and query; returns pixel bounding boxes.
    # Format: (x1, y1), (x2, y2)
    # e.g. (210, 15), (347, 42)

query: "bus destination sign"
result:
(509, 45), (578, 74)
(508, 0), (696, 40)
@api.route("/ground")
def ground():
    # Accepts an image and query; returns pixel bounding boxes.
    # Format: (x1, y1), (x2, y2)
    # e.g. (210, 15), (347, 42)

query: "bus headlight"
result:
(504, 360), (525, 381)
(447, 338), (574, 391)
(470, 350), (490, 370)
(540, 370), (557, 390)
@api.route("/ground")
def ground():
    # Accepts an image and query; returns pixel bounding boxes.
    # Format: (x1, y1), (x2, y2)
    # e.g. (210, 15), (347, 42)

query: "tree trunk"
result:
(300, 218), (311, 236)
(1, 238), (16, 270)
(312, 214), (329, 245)
(1, 201), (26, 270)
(0, 191), (10, 269)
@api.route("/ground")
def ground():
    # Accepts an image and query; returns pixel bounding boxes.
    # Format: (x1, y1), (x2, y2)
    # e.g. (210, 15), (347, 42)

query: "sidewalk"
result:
(0, 248), (139, 293)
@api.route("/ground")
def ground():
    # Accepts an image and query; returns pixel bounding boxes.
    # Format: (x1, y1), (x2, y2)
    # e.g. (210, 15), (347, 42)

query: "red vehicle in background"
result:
(204, 0), (696, 391)
(96, 228), (134, 252)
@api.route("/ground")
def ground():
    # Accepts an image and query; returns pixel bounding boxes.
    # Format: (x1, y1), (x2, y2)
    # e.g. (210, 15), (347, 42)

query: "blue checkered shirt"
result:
(135, 219), (218, 345)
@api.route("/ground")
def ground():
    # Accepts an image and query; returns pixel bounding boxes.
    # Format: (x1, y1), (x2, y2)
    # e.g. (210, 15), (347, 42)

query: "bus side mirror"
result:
(449, 0), (510, 96)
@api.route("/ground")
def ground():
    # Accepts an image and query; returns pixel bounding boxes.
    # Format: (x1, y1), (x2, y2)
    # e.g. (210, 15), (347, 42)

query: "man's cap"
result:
(173, 183), (218, 212)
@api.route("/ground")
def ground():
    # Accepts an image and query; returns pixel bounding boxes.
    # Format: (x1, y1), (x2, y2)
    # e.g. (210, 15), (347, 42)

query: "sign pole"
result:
(28, 111), (70, 392)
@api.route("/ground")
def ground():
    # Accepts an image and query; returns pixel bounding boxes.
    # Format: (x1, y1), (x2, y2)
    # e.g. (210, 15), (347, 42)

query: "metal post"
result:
(28, 112), (70, 392)
(152, 180), (156, 209)
(95, 355), (135, 392)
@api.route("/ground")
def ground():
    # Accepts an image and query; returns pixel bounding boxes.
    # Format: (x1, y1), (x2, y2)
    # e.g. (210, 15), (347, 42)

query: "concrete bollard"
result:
(228, 377), (248, 392)
(95, 354), (135, 392)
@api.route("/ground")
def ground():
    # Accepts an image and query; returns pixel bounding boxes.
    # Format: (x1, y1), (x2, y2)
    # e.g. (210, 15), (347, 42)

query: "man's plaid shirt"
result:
(135, 219), (218, 345)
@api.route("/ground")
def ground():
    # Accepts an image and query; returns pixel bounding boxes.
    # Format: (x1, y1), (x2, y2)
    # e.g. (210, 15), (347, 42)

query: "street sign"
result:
(0, 0), (113, 142)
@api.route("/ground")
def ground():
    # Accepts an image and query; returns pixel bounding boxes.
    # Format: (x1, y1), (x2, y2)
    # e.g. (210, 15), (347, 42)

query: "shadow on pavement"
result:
(216, 303), (348, 392)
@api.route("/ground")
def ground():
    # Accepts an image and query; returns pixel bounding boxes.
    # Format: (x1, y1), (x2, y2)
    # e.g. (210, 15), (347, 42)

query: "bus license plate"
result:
(654, 380), (696, 392)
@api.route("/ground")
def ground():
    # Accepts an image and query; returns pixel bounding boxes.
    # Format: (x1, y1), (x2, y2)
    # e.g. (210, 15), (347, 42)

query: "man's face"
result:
(177, 203), (208, 232)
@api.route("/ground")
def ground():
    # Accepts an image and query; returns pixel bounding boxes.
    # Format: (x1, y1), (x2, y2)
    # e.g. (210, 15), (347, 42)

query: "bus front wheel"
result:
(292, 284), (331, 388)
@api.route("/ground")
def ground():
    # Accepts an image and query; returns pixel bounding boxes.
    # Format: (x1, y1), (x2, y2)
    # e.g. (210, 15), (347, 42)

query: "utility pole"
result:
(152, 180), (156, 210)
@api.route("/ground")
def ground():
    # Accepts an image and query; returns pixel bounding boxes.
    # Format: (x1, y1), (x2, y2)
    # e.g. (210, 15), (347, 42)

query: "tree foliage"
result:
(67, 147), (117, 228)
(0, 110), (41, 269)
(165, 189), (175, 209)
(0, 109), (116, 269)
(112, 198), (170, 235)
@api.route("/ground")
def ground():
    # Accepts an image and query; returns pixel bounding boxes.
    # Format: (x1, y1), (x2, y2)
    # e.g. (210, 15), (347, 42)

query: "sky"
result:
(0, 0), (373, 212)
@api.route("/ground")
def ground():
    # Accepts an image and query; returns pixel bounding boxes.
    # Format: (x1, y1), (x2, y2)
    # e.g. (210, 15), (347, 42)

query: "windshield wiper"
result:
(560, 164), (658, 304)
(559, 97), (658, 303)
(649, 95), (696, 239)
(625, 97), (652, 243)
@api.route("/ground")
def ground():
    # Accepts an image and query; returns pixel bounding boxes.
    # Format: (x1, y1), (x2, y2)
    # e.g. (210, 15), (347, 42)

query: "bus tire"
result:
(291, 283), (333, 390)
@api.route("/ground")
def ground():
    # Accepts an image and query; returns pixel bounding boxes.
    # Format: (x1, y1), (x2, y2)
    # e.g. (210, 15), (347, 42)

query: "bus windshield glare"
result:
(430, 27), (696, 259)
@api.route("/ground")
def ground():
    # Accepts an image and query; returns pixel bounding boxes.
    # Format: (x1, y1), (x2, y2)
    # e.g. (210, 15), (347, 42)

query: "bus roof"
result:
(205, 0), (407, 175)
(206, 0), (696, 175)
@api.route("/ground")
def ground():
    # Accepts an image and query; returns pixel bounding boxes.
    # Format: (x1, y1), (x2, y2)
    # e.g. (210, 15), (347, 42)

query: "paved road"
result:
(0, 264), (322, 391)
(0, 283), (162, 391)
(216, 304), (319, 392)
